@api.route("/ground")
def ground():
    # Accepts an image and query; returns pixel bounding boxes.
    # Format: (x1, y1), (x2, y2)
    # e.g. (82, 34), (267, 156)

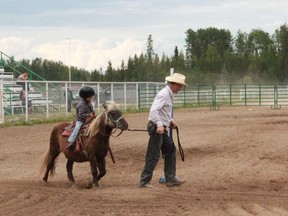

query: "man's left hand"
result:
(170, 121), (177, 128)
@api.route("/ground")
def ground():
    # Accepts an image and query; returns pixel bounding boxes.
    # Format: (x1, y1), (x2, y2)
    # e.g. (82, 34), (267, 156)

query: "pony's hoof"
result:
(86, 182), (93, 189)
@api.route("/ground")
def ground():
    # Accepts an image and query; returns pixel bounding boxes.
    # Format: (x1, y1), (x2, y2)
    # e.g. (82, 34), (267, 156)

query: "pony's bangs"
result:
(87, 101), (120, 137)
(105, 101), (119, 112)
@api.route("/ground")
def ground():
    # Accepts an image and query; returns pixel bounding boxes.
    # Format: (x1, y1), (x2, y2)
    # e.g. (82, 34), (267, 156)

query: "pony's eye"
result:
(109, 111), (116, 117)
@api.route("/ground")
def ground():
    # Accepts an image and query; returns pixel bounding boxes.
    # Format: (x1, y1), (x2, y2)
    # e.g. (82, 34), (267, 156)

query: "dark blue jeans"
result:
(139, 121), (176, 185)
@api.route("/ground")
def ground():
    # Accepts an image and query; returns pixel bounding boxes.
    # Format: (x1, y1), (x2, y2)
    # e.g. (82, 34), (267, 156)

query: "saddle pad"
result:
(61, 130), (71, 137)
(61, 123), (75, 137)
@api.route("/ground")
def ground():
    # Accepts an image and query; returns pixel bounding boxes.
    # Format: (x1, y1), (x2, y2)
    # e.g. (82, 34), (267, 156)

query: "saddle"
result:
(61, 120), (91, 152)
(61, 123), (75, 137)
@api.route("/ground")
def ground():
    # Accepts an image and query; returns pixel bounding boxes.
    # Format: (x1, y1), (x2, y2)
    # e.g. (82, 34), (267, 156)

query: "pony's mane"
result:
(87, 101), (120, 137)
(105, 100), (120, 112)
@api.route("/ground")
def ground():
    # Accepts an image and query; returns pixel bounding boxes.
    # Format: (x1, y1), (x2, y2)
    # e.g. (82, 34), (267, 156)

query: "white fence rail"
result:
(0, 80), (161, 123)
(2, 81), (288, 124)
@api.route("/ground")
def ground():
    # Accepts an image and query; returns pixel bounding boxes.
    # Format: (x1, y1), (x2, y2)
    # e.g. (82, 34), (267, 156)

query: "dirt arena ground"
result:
(1, 107), (288, 216)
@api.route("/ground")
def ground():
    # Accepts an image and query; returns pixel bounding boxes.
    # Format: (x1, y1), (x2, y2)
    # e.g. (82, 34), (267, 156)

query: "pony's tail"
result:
(40, 149), (50, 175)
(40, 126), (60, 177)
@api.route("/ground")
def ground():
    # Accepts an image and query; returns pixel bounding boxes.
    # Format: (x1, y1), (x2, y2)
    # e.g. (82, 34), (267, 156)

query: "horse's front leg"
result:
(89, 157), (99, 187)
(97, 158), (106, 182)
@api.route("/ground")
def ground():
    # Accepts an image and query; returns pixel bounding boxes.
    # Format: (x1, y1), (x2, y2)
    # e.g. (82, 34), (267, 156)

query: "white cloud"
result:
(0, 0), (287, 72)
(2, 37), (145, 71)
(0, 37), (32, 56)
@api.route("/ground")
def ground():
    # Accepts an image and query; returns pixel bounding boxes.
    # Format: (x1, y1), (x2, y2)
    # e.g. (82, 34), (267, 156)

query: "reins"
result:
(128, 126), (185, 162)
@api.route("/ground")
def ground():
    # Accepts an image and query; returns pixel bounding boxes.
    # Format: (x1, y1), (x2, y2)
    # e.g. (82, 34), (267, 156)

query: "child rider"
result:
(66, 85), (95, 150)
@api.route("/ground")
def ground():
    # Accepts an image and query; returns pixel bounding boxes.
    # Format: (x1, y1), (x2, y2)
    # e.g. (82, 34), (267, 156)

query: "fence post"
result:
(210, 83), (219, 111)
(183, 86), (186, 107)
(229, 84), (232, 106)
(259, 84), (262, 106)
(272, 84), (281, 109)
(109, 83), (113, 101)
(244, 84), (247, 106)
(24, 82), (29, 121)
(0, 80), (4, 123)
(124, 83), (127, 111)
(137, 84), (140, 110)
(65, 83), (68, 116)
(46, 82), (49, 118)
(136, 83), (139, 110)
(197, 84), (200, 107)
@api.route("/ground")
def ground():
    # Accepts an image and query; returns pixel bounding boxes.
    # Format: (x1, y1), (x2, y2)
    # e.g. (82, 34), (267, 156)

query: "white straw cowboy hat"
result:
(165, 73), (188, 86)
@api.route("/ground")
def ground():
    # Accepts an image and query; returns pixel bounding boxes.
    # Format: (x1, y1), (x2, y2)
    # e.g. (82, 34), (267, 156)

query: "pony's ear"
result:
(102, 102), (108, 110)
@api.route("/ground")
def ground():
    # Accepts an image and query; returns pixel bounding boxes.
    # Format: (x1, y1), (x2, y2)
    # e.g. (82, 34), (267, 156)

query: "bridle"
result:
(86, 109), (125, 164)
(101, 110), (125, 137)
(107, 112), (124, 128)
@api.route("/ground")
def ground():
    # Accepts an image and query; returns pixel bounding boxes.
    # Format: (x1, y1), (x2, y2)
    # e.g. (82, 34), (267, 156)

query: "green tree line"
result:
(5, 23), (288, 84)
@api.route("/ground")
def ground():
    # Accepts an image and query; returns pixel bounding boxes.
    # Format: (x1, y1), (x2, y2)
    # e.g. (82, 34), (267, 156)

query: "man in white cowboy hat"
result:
(139, 73), (188, 188)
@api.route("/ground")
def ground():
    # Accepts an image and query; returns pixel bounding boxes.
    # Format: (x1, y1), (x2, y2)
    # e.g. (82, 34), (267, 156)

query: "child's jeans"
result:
(68, 120), (83, 143)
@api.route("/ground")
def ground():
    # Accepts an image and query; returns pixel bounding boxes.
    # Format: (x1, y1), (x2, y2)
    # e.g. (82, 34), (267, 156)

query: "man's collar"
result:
(167, 85), (174, 96)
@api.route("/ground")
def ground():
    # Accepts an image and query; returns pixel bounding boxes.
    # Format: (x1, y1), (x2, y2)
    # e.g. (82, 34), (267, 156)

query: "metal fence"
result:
(138, 84), (288, 110)
(0, 80), (161, 123)
(1, 81), (288, 124)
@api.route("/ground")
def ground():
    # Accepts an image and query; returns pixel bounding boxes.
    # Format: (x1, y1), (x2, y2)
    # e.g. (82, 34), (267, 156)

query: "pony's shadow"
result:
(40, 179), (95, 190)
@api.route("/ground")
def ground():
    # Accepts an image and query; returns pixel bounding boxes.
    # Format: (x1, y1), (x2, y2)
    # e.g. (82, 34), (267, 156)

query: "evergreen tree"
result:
(275, 24), (288, 82)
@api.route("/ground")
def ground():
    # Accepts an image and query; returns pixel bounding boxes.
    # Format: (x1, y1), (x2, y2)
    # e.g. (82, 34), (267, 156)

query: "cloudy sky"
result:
(0, 0), (287, 71)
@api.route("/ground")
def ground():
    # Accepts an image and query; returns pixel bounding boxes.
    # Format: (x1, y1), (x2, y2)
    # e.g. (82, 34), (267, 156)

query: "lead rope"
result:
(175, 126), (184, 161)
(128, 126), (185, 161)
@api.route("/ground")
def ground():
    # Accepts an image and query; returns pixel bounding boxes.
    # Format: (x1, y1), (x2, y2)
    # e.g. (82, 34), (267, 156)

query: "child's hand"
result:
(89, 112), (95, 118)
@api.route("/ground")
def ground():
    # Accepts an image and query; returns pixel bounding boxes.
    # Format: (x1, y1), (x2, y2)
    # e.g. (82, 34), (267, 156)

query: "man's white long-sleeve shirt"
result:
(148, 86), (174, 127)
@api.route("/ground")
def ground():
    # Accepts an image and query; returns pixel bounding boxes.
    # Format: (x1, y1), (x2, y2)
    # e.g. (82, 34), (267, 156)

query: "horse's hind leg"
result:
(97, 158), (106, 182)
(66, 160), (75, 183)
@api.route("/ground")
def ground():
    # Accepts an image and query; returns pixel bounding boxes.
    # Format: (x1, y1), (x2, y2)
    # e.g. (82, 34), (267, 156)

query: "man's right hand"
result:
(156, 126), (164, 134)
